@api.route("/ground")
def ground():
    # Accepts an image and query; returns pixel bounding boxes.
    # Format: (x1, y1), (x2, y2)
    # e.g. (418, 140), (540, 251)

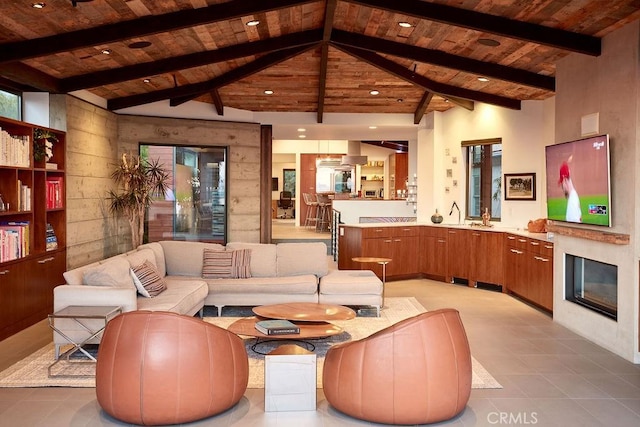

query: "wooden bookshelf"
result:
(0, 116), (66, 340)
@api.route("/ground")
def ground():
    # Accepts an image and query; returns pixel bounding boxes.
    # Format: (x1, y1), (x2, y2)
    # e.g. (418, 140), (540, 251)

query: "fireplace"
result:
(565, 254), (617, 320)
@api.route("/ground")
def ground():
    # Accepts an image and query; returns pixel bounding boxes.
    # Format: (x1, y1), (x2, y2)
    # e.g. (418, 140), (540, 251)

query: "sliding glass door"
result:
(141, 144), (227, 244)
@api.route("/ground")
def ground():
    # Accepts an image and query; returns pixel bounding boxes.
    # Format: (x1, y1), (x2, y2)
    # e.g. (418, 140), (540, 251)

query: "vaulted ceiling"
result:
(1, 0), (639, 125)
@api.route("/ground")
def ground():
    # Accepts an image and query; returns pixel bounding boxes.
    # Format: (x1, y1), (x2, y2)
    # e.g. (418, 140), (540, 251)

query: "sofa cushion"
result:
(276, 242), (329, 277)
(131, 260), (167, 297)
(135, 243), (166, 277)
(206, 274), (319, 295)
(202, 249), (251, 279)
(125, 248), (158, 271)
(160, 241), (225, 276)
(82, 257), (135, 289)
(63, 261), (100, 285)
(136, 278), (208, 314)
(226, 242), (277, 277)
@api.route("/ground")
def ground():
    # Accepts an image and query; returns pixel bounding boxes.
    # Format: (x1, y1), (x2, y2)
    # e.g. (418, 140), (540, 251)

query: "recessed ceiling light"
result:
(32, 2), (46, 8)
(298, 134), (306, 138)
(369, 126), (377, 129)
(264, 90), (274, 95)
(101, 49), (111, 55)
(398, 22), (412, 28)
(369, 90), (379, 95)
(128, 41), (152, 49)
(397, 98), (403, 103)
(246, 20), (260, 27)
(478, 77), (490, 82)
(478, 38), (501, 47)
(297, 128), (306, 132)
(143, 78), (151, 83)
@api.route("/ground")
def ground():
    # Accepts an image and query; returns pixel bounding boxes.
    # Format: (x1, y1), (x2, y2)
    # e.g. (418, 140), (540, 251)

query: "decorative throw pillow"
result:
(202, 248), (252, 279)
(82, 257), (135, 289)
(131, 260), (167, 297)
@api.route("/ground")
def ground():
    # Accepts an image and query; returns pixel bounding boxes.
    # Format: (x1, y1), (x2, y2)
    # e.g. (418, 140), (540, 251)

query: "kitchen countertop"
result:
(339, 221), (553, 242)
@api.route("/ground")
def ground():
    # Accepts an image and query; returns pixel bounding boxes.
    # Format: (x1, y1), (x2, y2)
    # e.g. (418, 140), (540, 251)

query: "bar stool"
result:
(316, 193), (331, 232)
(302, 193), (318, 229)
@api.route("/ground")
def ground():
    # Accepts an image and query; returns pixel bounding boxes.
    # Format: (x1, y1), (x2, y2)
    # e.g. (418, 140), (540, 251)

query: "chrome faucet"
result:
(449, 201), (461, 225)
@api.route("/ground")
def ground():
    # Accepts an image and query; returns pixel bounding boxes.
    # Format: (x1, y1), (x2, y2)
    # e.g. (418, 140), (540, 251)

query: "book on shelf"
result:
(254, 319), (300, 335)
(46, 176), (64, 209)
(46, 223), (58, 251)
(0, 221), (30, 262)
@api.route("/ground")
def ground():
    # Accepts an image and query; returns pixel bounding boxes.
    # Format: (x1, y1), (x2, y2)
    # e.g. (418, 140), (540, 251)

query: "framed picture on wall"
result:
(504, 173), (536, 200)
(272, 177), (278, 191)
(283, 169), (296, 197)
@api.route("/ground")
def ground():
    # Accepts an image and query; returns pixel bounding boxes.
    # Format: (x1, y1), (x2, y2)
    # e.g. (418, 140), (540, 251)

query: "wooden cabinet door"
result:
(392, 236), (419, 275)
(470, 231), (504, 286)
(26, 250), (66, 321)
(299, 154), (317, 224)
(529, 241), (553, 311)
(421, 228), (447, 278)
(361, 237), (393, 278)
(446, 228), (470, 282)
(0, 262), (25, 338)
(505, 245), (527, 296)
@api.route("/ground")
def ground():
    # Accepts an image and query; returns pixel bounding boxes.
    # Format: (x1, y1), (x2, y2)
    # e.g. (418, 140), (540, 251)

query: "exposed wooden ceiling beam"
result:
(210, 89), (224, 115)
(317, 0), (338, 123)
(0, 0), (316, 64)
(0, 63), (61, 93)
(331, 30), (555, 91)
(334, 44), (519, 110)
(109, 44), (315, 111)
(60, 30), (322, 92)
(345, 0), (601, 56)
(414, 92), (433, 124)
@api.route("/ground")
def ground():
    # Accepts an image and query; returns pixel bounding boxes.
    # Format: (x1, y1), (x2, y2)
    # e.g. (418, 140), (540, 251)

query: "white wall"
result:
(552, 21), (640, 363)
(418, 99), (555, 228)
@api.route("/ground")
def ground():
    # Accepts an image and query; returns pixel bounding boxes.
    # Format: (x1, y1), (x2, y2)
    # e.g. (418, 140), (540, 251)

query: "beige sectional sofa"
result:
(53, 240), (331, 356)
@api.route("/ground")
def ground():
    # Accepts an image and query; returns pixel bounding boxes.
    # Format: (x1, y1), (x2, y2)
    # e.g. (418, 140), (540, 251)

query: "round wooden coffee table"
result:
(227, 302), (355, 353)
(252, 302), (356, 322)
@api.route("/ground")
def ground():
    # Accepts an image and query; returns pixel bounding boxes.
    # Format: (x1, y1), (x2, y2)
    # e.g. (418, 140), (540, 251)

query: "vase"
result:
(431, 209), (443, 224)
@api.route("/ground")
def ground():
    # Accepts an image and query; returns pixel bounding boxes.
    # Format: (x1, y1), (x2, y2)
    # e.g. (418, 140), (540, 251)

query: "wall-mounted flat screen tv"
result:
(545, 134), (611, 227)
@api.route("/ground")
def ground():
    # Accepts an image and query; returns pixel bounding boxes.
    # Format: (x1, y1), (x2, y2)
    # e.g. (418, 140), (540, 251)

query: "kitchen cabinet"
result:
(504, 234), (553, 311)
(339, 225), (553, 312)
(446, 228), (471, 282)
(470, 230), (504, 287)
(389, 153), (408, 199)
(420, 226), (447, 279)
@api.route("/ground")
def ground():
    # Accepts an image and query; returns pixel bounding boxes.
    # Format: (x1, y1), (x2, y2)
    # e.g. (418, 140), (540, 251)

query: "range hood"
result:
(341, 141), (368, 165)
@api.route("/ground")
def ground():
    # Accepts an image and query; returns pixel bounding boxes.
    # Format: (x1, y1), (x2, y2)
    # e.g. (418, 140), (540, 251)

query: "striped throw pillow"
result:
(202, 248), (252, 279)
(131, 260), (167, 297)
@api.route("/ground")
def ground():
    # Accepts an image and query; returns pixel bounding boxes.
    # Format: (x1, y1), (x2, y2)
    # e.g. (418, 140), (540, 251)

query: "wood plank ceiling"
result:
(0, 0), (639, 125)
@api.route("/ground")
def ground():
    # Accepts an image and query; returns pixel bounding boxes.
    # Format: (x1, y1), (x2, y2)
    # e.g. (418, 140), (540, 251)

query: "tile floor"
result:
(1, 222), (640, 426)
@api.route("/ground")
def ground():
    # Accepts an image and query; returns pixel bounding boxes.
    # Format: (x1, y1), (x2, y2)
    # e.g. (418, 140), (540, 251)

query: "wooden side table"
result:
(352, 257), (392, 307)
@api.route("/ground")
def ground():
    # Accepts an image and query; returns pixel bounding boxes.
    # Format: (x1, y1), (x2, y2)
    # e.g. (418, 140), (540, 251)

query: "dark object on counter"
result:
(431, 209), (443, 224)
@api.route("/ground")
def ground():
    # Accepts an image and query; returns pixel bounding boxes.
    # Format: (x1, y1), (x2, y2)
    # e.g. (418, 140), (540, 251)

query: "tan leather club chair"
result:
(96, 311), (248, 426)
(322, 308), (472, 425)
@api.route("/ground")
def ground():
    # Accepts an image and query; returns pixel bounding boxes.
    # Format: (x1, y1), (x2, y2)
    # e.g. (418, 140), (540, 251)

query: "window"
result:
(141, 144), (227, 244)
(464, 138), (502, 220)
(0, 89), (21, 120)
(283, 168), (296, 197)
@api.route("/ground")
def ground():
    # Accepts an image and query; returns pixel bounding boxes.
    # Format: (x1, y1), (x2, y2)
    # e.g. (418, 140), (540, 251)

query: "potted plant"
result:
(33, 128), (58, 163)
(108, 153), (170, 248)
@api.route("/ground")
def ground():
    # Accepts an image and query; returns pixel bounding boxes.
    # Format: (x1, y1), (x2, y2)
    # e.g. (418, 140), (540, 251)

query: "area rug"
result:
(0, 298), (501, 389)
